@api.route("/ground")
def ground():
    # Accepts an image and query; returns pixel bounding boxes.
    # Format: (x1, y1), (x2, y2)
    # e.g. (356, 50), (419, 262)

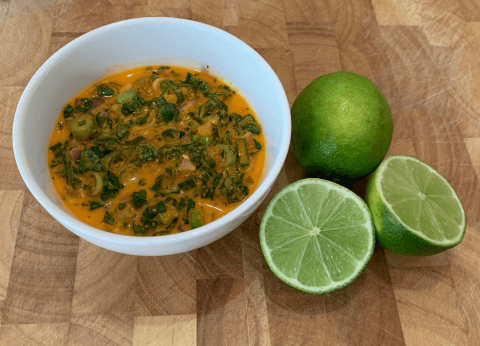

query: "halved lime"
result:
(365, 155), (466, 256)
(259, 179), (375, 294)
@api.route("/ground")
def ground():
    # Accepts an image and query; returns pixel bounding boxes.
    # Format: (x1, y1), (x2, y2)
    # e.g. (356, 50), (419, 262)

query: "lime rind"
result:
(260, 178), (375, 294)
(376, 155), (466, 246)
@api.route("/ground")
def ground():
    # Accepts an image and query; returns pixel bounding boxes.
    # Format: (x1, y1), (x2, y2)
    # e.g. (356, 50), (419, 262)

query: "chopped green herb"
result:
(242, 114), (256, 123)
(74, 99), (93, 113)
(151, 175), (165, 193)
(242, 123), (260, 134)
(162, 128), (178, 138)
(179, 177), (196, 191)
(164, 197), (177, 208)
(101, 171), (124, 201)
(159, 187), (180, 196)
(116, 121), (133, 139)
(187, 199), (195, 214)
(253, 138), (262, 150)
(122, 94), (145, 116)
(157, 98), (179, 123)
(63, 105), (74, 119)
(60, 142), (73, 186)
(49, 142), (63, 152)
(89, 201), (104, 210)
(156, 201), (167, 213)
(165, 217), (179, 230)
(184, 73), (209, 93)
(133, 224), (147, 234)
(96, 84), (115, 97)
(140, 200), (167, 228)
(131, 190), (147, 209)
(135, 115), (148, 125)
(102, 211), (115, 225)
(79, 147), (102, 173)
(49, 160), (61, 168)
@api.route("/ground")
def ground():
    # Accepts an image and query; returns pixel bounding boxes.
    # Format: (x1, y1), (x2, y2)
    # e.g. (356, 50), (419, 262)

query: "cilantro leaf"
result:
(156, 98), (179, 123)
(102, 211), (115, 225)
(89, 201), (104, 210)
(131, 190), (147, 209)
(101, 171), (124, 201)
(96, 84), (115, 97)
(63, 105), (74, 119)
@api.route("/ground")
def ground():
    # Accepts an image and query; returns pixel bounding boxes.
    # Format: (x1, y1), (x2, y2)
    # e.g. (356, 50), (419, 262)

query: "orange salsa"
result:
(47, 66), (265, 236)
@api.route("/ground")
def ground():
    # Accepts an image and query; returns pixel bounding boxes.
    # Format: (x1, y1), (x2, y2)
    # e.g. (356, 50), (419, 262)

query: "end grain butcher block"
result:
(0, 0), (479, 345)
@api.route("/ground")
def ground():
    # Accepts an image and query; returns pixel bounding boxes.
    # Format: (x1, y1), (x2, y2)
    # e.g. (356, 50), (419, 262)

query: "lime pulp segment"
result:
(260, 179), (375, 294)
(378, 156), (465, 245)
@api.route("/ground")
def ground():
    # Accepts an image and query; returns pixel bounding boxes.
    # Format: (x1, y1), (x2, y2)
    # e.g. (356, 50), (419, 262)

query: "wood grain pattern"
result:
(136, 255), (196, 316)
(197, 274), (248, 345)
(68, 313), (133, 346)
(0, 87), (26, 190)
(0, 323), (69, 346)
(2, 191), (79, 325)
(71, 240), (136, 316)
(1, 0), (479, 344)
(133, 315), (196, 346)
(0, 191), (23, 300)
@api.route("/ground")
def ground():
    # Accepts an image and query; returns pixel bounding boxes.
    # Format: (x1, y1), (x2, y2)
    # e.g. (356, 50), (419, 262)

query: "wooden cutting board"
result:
(1, 0), (479, 345)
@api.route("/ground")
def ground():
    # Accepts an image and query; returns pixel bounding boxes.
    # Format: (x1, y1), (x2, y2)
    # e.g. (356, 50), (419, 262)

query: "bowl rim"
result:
(12, 17), (291, 246)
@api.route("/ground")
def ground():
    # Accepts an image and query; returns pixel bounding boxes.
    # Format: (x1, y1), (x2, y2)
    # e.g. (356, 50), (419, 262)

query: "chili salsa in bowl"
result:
(47, 65), (265, 236)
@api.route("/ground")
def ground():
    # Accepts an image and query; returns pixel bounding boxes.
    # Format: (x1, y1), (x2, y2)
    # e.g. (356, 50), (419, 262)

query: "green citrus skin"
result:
(365, 155), (466, 257)
(291, 71), (393, 183)
(365, 168), (447, 256)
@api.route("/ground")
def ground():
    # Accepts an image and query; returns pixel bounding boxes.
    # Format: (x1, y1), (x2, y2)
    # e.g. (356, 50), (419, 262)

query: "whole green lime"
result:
(291, 71), (393, 183)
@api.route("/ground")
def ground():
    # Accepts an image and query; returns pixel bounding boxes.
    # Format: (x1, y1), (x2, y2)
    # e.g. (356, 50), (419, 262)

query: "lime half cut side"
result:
(259, 179), (375, 294)
(365, 155), (466, 256)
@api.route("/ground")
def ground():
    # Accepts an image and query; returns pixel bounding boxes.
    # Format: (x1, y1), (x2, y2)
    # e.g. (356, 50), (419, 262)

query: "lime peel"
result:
(290, 71), (393, 183)
(366, 155), (466, 256)
(377, 156), (465, 245)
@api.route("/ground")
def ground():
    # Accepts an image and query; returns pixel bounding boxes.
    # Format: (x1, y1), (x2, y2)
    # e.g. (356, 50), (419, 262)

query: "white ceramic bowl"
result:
(12, 17), (290, 256)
